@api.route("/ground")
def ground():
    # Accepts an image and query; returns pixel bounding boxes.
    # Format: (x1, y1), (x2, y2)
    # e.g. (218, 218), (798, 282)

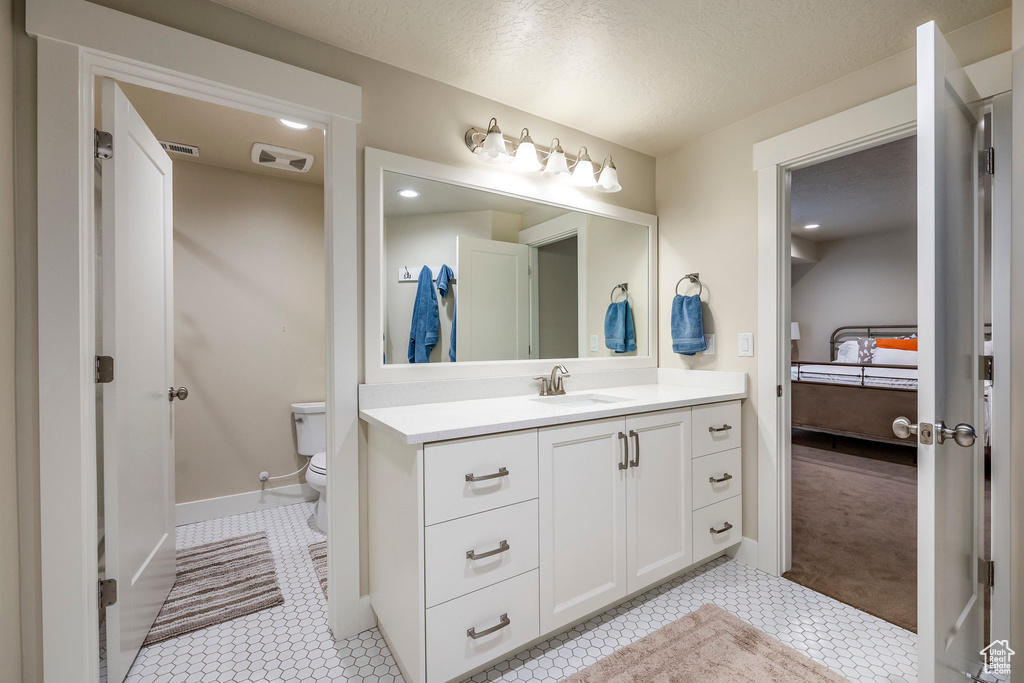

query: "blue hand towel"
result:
(407, 266), (439, 363)
(604, 300), (636, 353)
(449, 303), (457, 362)
(436, 264), (457, 363)
(671, 294), (707, 355)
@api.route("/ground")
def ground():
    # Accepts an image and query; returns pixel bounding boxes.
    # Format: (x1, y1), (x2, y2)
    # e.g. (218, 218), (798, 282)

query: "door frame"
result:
(753, 52), (1011, 629)
(27, 1), (367, 681)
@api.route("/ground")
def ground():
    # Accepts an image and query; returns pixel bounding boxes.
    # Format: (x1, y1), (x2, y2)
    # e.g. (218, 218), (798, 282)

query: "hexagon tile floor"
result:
(107, 501), (922, 683)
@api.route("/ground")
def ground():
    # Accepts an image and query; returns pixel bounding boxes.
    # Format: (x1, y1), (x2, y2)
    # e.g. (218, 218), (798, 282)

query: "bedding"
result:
(872, 347), (918, 366)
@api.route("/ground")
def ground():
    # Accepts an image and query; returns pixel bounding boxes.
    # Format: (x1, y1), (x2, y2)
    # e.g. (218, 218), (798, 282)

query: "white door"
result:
(456, 236), (530, 361)
(539, 418), (628, 634)
(101, 80), (177, 682)
(626, 409), (691, 593)
(914, 22), (987, 682)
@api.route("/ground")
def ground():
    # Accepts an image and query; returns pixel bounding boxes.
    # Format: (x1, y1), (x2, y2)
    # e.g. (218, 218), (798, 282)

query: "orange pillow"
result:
(876, 338), (918, 351)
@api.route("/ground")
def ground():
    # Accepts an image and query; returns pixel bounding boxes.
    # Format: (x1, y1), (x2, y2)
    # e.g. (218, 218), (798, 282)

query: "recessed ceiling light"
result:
(278, 118), (309, 130)
(397, 189), (420, 198)
(804, 224), (820, 230)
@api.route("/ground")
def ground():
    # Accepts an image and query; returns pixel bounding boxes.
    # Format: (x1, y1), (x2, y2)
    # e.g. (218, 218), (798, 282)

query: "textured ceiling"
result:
(789, 136), (916, 243)
(109, 81), (325, 185)
(210, 0), (1007, 155)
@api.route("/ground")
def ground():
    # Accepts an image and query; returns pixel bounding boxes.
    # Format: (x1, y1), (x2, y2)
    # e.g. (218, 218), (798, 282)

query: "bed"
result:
(791, 324), (991, 447)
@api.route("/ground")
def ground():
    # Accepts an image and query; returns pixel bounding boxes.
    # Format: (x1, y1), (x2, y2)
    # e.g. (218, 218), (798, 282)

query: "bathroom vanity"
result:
(361, 377), (745, 683)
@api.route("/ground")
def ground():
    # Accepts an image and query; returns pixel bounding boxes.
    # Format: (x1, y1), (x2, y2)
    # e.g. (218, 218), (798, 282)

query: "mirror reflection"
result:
(383, 172), (649, 364)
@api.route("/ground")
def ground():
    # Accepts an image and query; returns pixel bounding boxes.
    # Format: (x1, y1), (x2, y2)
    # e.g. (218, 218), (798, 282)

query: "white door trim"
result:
(28, 2), (366, 681)
(751, 53), (1010, 578)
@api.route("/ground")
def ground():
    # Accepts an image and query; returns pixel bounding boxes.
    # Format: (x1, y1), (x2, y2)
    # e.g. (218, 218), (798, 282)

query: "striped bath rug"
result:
(309, 541), (328, 599)
(143, 532), (284, 646)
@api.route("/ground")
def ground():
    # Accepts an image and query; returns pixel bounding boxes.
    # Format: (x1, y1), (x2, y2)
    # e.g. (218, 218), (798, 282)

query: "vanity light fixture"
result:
(278, 118), (310, 130)
(595, 155), (622, 193)
(511, 128), (543, 172)
(804, 223), (820, 230)
(464, 120), (621, 191)
(397, 189), (420, 198)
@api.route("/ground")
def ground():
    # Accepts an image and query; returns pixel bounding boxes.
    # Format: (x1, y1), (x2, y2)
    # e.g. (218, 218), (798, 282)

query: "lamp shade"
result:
(511, 129), (542, 172)
(542, 139), (571, 178)
(791, 322), (801, 340)
(595, 157), (622, 193)
(570, 148), (595, 186)
(479, 118), (511, 164)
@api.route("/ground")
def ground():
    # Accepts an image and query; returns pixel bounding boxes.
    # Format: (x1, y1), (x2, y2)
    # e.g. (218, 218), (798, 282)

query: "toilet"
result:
(291, 401), (328, 532)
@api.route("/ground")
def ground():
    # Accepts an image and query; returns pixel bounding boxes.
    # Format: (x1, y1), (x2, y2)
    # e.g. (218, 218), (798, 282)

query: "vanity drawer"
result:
(692, 496), (742, 563)
(424, 430), (538, 526)
(691, 448), (742, 511)
(426, 569), (540, 683)
(691, 401), (741, 457)
(425, 500), (539, 608)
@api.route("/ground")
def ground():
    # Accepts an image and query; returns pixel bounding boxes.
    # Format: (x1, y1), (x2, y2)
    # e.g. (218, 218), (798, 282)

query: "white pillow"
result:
(835, 340), (860, 364)
(873, 347), (918, 366)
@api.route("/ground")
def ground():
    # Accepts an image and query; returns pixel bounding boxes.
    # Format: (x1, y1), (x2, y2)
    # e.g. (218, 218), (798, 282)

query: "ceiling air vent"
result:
(159, 140), (199, 157)
(250, 143), (314, 173)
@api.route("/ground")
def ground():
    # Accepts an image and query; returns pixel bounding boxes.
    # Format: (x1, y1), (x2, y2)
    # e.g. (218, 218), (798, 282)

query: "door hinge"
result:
(982, 147), (994, 176)
(981, 355), (993, 383)
(94, 129), (113, 160)
(98, 578), (117, 608)
(979, 558), (994, 588)
(95, 355), (114, 383)
(777, 384), (782, 397)
(528, 265), (532, 276)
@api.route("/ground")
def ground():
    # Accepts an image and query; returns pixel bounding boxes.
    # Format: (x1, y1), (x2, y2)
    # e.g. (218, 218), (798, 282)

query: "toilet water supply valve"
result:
(259, 461), (308, 485)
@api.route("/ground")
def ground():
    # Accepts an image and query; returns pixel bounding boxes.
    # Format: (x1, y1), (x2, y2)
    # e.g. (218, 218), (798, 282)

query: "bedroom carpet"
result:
(785, 433), (918, 633)
(562, 603), (849, 682)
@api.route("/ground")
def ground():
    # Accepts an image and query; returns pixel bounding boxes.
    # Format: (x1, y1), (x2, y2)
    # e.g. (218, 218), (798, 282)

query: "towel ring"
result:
(610, 283), (629, 302)
(675, 273), (702, 298)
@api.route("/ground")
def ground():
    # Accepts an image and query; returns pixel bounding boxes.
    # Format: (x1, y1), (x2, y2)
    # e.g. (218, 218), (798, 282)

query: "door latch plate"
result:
(918, 422), (934, 445)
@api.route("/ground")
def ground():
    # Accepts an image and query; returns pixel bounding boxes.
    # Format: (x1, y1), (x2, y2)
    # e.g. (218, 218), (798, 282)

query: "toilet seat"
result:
(309, 451), (327, 475)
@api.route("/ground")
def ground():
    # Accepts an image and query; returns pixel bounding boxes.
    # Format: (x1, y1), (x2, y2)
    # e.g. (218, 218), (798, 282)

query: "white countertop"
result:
(359, 382), (746, 444)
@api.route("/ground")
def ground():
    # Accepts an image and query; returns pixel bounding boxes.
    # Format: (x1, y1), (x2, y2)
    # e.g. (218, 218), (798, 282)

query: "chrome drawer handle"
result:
(708, 424), (732, 433)
(467, 613), (510, 639)
(709, 473), (733, 484)
(465, 467), (509, 483)
(466, 540), (510, 561)
(710, 522), (734, 535)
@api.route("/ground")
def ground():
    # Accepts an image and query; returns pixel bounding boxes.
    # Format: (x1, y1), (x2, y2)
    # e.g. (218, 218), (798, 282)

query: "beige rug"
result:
(143, 532), (284, 646)
(309, 541), (328, 598)
(563, 604), (849, 682)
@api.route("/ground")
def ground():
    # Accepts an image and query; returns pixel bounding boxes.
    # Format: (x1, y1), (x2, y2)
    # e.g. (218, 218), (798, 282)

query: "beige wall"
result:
(792, 228), (917, 360)
(173, 161), (325, 503)
(656, 10), (1011, 541)
(0, 0), (22, 680)
(584, 216), (650, 358)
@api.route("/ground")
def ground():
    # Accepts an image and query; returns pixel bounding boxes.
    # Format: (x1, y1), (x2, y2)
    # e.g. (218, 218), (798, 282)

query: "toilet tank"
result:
(291, 401), (326, 456)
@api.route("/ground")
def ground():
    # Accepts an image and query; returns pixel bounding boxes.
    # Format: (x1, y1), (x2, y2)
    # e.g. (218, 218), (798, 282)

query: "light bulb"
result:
(595, 156), (622, 193)
(397, 189), (419, 198)
(570, 147), (595, 187)
(542, 138), (571, 178)
(479, 118), (511, 164)
(278, 118), (309, 130)
(511, 129), (542, 172)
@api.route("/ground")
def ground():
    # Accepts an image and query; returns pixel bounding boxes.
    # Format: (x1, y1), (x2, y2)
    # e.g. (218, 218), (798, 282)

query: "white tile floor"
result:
(110, 501), (921, 683)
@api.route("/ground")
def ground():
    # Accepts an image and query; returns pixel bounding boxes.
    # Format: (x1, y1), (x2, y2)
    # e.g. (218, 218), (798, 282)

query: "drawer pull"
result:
(710, 522), (734, 535)
(467, 613), (510, 639)
(617, 432), (629, 470)
(465, 467), (509, 483)
(466, 540), (510, 561)
(709, 473), (733, 484)
(708, 424), (733, 433)
(628, 430), (640, 468)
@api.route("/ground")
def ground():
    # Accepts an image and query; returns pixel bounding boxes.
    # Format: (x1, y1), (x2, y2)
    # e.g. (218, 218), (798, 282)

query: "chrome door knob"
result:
(892, 416), (918, 440)
(936, 421), (976, 447)
(169, 386), (189, 402)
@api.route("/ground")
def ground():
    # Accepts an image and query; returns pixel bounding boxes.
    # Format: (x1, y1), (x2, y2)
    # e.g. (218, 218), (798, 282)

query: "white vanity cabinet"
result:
(366, 398), (742, 683)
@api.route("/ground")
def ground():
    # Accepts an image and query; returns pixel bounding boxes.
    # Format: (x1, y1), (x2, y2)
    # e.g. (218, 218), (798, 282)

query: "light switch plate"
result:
(738, 332), (754, 357)
(703, 334), (715, 355)
(590, 334), (599, 352)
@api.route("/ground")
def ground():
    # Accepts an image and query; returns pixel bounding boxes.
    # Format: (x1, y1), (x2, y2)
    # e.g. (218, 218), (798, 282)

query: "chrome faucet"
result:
(534, 364), (571, 396)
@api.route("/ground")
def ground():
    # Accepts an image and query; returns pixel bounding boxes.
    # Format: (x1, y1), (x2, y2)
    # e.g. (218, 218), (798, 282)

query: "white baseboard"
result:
(726, 536), (759, 567)
(176, 483), (319, 526)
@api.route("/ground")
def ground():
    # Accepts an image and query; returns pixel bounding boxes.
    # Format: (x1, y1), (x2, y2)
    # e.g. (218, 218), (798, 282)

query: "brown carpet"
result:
(143, 532), (284, 646)
(562, 604), (849, 682)
(309, 541), (328, 599)
(785, 433), (918, 632)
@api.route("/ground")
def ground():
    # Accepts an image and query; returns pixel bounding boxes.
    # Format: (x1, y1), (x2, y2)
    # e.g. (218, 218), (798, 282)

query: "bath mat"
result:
(562, 604), (849, 682)
(143, 532), (283, 646)
(308, 541), (328, 599)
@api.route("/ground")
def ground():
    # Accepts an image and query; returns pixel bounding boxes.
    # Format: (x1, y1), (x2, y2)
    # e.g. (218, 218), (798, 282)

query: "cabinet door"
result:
(626, 408), (692, 594)
(539, 417), (628, 634)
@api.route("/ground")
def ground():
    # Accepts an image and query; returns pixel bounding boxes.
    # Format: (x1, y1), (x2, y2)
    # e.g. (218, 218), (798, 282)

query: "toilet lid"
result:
(310, 452), (327, 474)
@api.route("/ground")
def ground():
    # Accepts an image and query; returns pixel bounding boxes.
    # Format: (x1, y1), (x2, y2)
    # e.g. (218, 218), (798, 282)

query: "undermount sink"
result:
(532, 393), (627, 408)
